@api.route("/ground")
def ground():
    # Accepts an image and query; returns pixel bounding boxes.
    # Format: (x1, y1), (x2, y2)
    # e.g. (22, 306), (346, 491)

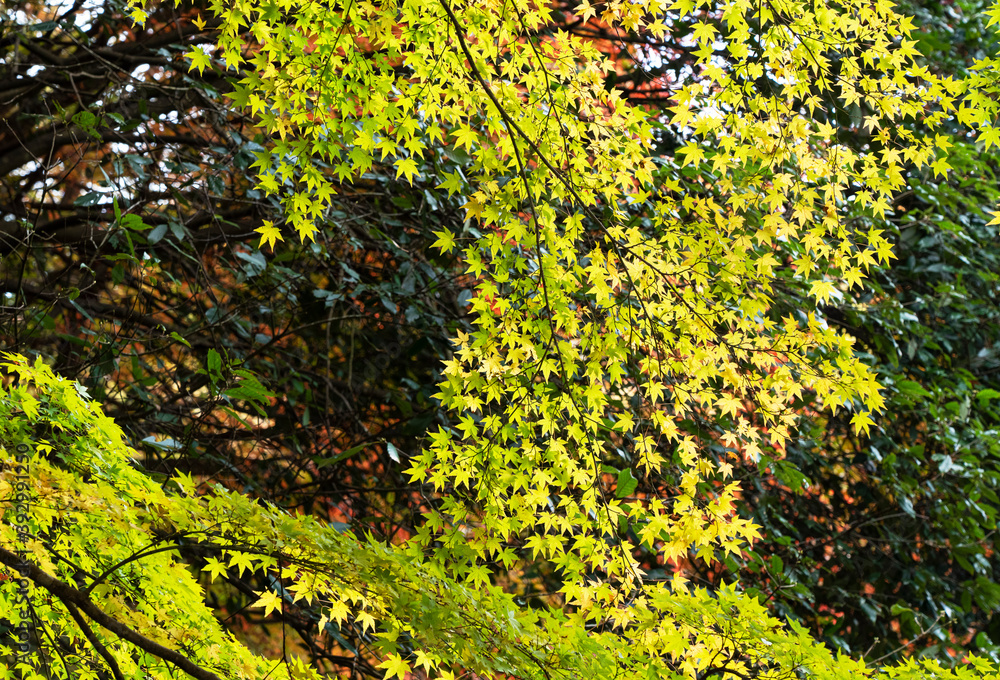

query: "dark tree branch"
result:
(0, 546), (225, 680)
(64, 600), (127, 680)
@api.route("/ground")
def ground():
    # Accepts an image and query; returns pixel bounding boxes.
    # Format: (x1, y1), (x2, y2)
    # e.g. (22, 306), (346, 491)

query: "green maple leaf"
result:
(431, 229), (457, 253)
(185, 46), (212, 75)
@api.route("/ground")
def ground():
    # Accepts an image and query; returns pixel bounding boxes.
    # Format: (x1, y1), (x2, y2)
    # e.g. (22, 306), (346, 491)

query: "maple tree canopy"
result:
(4, 0), (1000, 677)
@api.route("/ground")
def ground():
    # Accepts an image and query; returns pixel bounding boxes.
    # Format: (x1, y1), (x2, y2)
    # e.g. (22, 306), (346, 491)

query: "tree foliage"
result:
(712, 1), (1000, 659)
(0, 0), (466, 537)
(4, 0), (1000, 677)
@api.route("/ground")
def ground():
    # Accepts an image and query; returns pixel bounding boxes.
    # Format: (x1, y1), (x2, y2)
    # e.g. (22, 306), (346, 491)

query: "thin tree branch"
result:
(64, 601), (127, 680)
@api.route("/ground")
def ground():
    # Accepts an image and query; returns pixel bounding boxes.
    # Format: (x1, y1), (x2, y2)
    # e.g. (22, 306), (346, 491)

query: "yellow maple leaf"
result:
(378, 654), (410, 680)
(254, 220), (284, 251)
(851, 410), (875, 437)
(251, 590), (283, 618)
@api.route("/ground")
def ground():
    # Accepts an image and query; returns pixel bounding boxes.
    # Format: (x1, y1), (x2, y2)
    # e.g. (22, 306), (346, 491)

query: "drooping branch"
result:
(0, 546), (225, 680)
